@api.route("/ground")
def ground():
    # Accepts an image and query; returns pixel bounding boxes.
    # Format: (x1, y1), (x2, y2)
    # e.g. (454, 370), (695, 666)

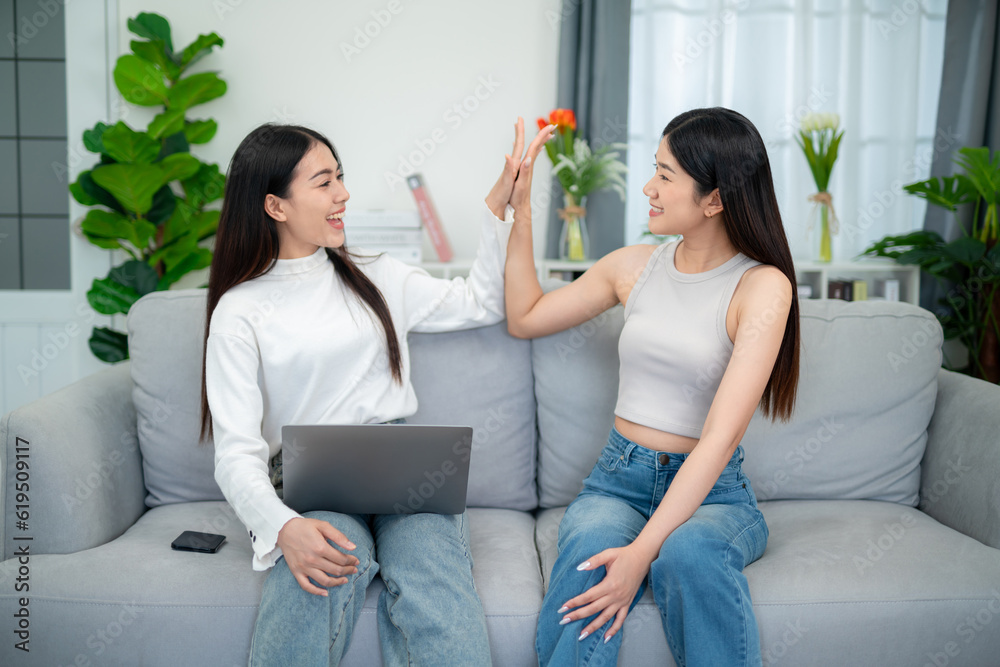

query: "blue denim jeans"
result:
(249, 511), (490, 666)
(536, 427), (769, 667)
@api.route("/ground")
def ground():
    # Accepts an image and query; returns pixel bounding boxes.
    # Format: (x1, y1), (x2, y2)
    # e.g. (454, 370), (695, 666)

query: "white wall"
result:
(116, 0), (561, 263)
(0, 0), (561, 416)
(0, 0), (115, 417)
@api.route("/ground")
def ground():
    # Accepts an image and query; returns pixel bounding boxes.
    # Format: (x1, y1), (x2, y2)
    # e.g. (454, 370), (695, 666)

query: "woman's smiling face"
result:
(267, 142), (350, 259)
(643, 137), (719, 236)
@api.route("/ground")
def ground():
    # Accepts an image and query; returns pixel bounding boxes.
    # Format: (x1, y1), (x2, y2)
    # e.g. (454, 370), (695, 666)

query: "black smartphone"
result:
(171, 530), (226, 553)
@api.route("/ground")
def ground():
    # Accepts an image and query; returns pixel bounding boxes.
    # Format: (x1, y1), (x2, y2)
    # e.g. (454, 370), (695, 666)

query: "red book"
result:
(407, 173), (453, 262)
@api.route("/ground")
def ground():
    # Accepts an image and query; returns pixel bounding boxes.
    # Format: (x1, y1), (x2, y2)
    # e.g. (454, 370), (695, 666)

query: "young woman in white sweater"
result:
(199, 121), (552, 665)
(505, 108), (801, 667)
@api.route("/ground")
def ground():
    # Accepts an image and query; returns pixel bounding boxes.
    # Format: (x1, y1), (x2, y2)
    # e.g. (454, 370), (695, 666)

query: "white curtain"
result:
(625, 0), (948, 263)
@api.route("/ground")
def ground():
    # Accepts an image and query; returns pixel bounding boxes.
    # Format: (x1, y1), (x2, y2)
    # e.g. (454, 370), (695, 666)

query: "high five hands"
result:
(485, 117), (556, 220)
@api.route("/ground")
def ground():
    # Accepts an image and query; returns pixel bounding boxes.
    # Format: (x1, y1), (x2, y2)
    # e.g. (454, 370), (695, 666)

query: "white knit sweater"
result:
(205, 205), (512, 570)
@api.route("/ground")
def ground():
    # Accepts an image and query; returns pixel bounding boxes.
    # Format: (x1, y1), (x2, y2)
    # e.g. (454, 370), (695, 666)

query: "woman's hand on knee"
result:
(277, 518), (361, 596)
(558, 546), (652, 643)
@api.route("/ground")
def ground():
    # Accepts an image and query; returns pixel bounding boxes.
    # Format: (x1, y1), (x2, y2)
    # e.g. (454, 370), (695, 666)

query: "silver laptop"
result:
(280, 424), (474, 515)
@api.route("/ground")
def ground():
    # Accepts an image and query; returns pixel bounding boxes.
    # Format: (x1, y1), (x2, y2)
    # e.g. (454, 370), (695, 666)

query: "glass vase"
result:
(558, 193), (589, 261)
(812, 195), (833, 263)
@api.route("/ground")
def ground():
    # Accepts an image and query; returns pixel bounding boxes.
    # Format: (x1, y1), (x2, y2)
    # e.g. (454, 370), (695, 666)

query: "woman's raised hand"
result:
(485, 118), (555, 219)
(276, 517), (360, 596)
(510, 122), (556, 219)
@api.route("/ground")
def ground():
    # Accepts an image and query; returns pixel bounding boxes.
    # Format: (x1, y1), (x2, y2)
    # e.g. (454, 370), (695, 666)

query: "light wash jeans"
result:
(249, 511), (490, 666)
(536, 427), (768, 667)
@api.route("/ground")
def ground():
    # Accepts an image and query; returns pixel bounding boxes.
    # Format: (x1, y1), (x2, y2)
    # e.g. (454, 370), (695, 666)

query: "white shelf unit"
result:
(419, 259), (597, 282)
(420, 257), (921, 305)
(793, 258), (920, 305)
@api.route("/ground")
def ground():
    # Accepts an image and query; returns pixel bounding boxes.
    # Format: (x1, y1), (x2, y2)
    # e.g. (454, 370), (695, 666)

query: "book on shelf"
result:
(407, 173), (453, 262)
(348, 229), (423, 246)
(874, 278), (900, 302)
(345, 210), (423, 264)
(346, 210), (421, 229)
(828, 280), (850, 301)
(828, 278), (872, 301)
(851, 279), (868, 301)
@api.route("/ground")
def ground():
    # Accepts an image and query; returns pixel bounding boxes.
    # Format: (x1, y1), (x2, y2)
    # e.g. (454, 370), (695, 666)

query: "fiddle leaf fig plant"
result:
(72, 12), (227, 363)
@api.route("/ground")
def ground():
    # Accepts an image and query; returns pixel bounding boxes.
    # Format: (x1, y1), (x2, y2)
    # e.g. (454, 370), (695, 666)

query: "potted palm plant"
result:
(861, 146), (1000, 383)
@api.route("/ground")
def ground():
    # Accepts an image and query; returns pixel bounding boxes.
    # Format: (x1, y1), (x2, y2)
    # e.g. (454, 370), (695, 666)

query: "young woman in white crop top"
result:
(199, 121), (553, 665)
(505, 108), (801, 667)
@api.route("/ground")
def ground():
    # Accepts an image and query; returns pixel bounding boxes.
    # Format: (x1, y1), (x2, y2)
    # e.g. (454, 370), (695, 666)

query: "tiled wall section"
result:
(0, 0), (70, 289)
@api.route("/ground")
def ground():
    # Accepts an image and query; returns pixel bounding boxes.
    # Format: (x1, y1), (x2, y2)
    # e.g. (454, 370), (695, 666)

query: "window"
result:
(625, 0), (948, 261)
(0, 0), (70, 289)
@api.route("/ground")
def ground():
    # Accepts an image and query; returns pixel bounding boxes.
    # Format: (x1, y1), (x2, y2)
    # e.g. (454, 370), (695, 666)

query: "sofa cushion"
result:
(408, 325), (538, 510)
(127, 290), (222, 507)
(740, 299), (941, 505)
(532, 289), (942, 508)
(0, 502), (542, 666)
(536, 500), (1000, 666)
(127, 289), (538, 510)
(533, 280), (625, 508)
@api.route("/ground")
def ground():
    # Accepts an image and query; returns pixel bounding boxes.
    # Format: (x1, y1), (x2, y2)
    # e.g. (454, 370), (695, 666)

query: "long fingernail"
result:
(604, 635), (611, 644)
(559, 616), (572, 626)
(578, 631), (589, 641)
(576, 561), (590, 571)
(346, 542), (356, 549)
(557, 606), (569, 614)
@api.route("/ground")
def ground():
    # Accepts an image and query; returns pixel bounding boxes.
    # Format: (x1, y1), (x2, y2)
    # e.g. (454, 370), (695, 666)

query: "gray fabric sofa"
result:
(2, 287), (1000, 666)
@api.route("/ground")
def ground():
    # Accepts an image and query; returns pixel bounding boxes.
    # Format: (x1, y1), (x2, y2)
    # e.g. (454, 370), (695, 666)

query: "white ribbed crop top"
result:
(614, 240), (762, 438)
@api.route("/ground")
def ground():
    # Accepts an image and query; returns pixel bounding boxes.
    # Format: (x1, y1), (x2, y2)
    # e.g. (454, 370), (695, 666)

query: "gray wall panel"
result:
(0, 138), (18, 215)
(0, 0), (14, 59)
(18, 138), (67, 214)
(0, 61), (15, 135)
(0, 216), (20, 289)
(14, 0), (64, 59)
(22, 216), (68, 289)
(17, 60), (66, 137)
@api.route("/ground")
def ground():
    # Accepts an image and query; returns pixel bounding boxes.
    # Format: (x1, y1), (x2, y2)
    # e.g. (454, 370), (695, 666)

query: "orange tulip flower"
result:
(548, 108), (577, 132)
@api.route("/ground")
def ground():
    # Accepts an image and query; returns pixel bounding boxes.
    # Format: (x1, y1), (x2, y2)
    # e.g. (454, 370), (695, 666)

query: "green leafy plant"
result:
(535, 109), (627, 261)
(71, 12), (226, 362)
(862, 146), (1000, 383)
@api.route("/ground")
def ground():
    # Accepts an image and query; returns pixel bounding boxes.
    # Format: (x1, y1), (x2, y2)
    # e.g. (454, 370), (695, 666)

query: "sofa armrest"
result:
(0, 362), (145, 560)
(920, 368), (1000, 549)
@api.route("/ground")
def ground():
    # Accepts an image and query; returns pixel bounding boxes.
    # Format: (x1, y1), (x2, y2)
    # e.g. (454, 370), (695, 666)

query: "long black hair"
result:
(663, 107), (800, 421)
(199, 124), (403, 440)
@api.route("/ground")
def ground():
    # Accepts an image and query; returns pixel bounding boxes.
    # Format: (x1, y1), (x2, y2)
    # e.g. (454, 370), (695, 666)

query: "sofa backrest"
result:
(126, 289), (538, 512)
(533, 293), (943, 508)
